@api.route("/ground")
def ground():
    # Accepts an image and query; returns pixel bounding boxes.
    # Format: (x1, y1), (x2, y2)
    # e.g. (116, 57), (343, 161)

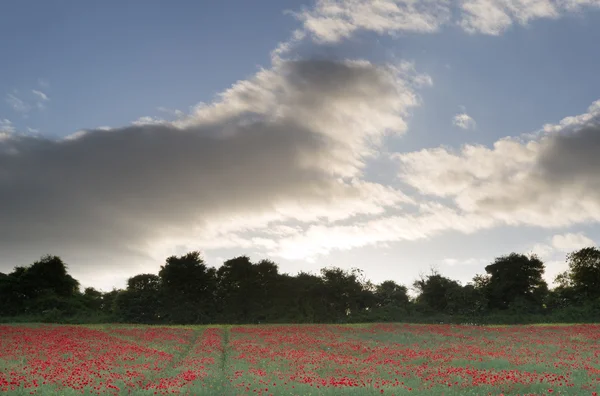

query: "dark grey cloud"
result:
(0, 59), (418, 286)
(538, 124), (600, 187)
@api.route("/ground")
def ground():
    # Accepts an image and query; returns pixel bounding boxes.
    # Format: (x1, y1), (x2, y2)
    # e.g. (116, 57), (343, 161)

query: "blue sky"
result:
(1, 0), (306, 137)
(2, 0), (600, 291)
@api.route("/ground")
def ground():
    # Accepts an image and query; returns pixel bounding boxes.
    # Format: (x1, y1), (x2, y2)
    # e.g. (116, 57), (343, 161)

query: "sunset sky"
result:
(2, 0), (600, 291)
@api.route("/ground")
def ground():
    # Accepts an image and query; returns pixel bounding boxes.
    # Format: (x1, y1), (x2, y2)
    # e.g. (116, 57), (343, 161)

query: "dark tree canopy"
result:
(158, 251), (216, 323)
(563, 247), (600, 300)
(482, 253), (547, 310)
(413, 271), (463, 313)
(2, 247), (600, 324)
(127, 274), (161, 293)
(375, 280), (409, 308)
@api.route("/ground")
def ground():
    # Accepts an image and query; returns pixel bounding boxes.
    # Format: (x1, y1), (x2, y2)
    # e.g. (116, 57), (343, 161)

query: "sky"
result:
(2, 0), (600, 292)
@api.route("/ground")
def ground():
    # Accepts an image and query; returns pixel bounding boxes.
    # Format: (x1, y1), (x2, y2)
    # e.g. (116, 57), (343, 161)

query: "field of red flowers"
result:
(1, 323), (599, 395)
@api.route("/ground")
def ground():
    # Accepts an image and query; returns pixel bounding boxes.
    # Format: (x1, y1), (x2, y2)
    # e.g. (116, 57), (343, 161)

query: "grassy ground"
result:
(0, 323), (599, 395)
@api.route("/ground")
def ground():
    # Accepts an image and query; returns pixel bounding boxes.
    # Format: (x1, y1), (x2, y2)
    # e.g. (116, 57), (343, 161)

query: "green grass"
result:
(1, 323), (600, 395)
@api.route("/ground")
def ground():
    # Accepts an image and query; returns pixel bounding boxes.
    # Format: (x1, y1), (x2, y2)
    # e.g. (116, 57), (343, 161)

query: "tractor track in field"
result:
(141, 328), (204, 387)
(219, 326), (230, 374)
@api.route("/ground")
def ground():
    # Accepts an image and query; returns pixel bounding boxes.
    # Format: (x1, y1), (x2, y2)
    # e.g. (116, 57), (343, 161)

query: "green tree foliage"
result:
(81, 287), (103, 311)
(273, 272), (329, 323)
(375, 281), (409, 308)
(15, 255), (79, 300)
(158, 251), (217, 324)
(413, 270), (463, 313)
(0, 271), (22, 316)
(2, 249), (600, 324)
(0, 255), (80, 316)
(479, 253), (548, 311)
(114, 274), (162, 323)
(560, 247), (600, 301)
(216, 256), (263, 323)
(320, 267), (369, 321)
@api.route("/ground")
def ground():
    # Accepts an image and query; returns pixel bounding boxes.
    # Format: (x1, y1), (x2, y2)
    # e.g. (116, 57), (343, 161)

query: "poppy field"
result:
(0, 323), (599, 395)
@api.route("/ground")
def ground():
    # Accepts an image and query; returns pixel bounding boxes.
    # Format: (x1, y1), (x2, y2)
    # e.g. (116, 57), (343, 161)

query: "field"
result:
(0, 324), (599, 395)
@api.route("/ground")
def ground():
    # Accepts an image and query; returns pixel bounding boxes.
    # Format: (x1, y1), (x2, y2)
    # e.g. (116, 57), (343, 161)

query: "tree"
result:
(562, 247), (600, 301)
(158, 251), (217, 324)
(127, 273), (161, 293)
(100, 289), (120, 314)
(277, 272), (329, 323)
(0, 271), (22, 316)
(81, 287), (103, 311)
(252, 259), (281, 322)
(216, 256), (259, 323)
(114, 274), (162, 323)
(375, 281), (409, 308)
(413, 270), (463, 313)
(483, 253), (547, 311)
(320, 267), (369, 321)
(0, 256), (80, 316)
(446, 283), (488, 317)
(19, 255), (79, 299)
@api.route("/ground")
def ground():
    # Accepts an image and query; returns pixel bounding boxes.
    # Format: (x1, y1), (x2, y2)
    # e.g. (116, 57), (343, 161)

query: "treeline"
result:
(1, 248), (600, 324)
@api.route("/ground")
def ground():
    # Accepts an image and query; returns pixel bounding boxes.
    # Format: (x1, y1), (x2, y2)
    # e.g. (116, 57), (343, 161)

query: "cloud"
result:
(259, 99), (600, 261)
(157, 107), (185, 118)
(178, 59), (429, 178)
(0, 119), (15, 134)
(131, 116), (167, 126)
(453, 113), (477, 130)
(530, 232), (594, 260)
(291, 0), (451, 44)
(528, 232), (595, 284)
(395, 99), (600, 229)
(530, 242), (555, 259)
(32, 90), (49, 101)
(458, 0), (600, 35)
(441, 257), (487, 266)
(0, 59), (424, 284)
(459, 0), (559, 35)
(5, 93), (31, 114)
(276, 0), (600, 51)
(551, 232), (595, 251)
(261, 202), (496, 260)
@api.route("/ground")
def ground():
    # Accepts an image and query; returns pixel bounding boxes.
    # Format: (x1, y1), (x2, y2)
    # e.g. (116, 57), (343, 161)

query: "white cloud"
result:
(0, 119), (15, 134)
(458, 0), (600, 35)
(459, 0), (559, 35)
(395, 99), (600, 229)
(551, 232), (595, 251)
(265, 203), (496, 260)
(5, 94), (31, 113)
(528, 232), (594, 260)
(275, 0), (600, 52)
(530, 242), (555, 259)
(441, 257), (487, 266)
(131, 116), (167, 126)
(453, 113), (477, 130)
(157, 107), (185, 118)
(541, 100), (600, 135)
(293, 0), (451, 44)
(559, 0), (600, 10)
(32, 90), (49, 101)
(528, 232), (595, 285)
